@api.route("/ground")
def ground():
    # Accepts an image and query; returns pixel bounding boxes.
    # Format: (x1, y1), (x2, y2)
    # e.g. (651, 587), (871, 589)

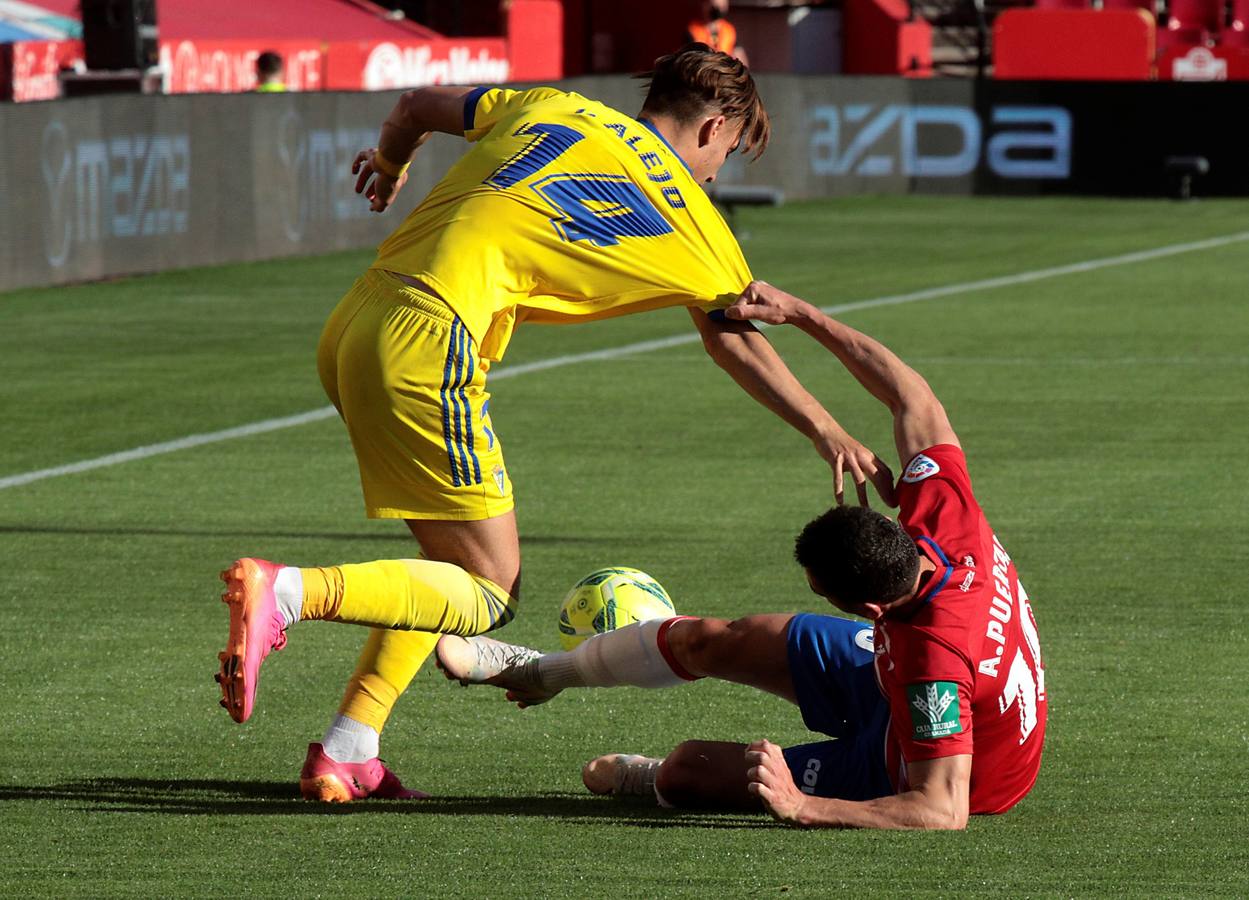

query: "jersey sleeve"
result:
(463, 87), (568, 142)
(887, 630), (975, 762)
(672, 210), (753, 314)
(896, 444), (979, 540)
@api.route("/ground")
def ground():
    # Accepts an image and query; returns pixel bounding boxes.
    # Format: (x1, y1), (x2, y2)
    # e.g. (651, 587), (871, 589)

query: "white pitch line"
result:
(3, 229), (1248, 492)
(0, 408), (340, 490)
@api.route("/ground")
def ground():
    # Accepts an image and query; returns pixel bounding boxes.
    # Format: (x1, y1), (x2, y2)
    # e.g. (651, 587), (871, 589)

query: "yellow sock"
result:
(337, 629), (438, 732)
(299, 559), (516, 636)
(298, 559), (518, 734)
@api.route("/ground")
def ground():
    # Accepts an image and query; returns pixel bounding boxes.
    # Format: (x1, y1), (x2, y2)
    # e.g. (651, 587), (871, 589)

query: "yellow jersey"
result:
(372, 87), (752, 362)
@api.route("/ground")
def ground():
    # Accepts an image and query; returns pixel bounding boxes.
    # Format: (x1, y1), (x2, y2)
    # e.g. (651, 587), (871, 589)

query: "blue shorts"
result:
(782, 613), (893, 802)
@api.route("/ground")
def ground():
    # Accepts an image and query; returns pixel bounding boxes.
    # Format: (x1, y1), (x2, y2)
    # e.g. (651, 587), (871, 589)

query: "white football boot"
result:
(582, 754), (664, 798)
(435, 634), (561, 707)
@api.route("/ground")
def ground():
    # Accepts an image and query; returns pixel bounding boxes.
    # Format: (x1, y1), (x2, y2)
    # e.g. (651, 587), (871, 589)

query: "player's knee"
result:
(665, 617), (736, 678)
(500, 561), (522, 599)
(476, 562), (521, 603)
(472, 576), (520, 635)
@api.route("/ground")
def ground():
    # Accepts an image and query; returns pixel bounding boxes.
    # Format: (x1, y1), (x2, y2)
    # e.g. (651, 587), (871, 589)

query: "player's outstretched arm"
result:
(353, 86), (477, 213)
(746, 740), (971, 830)
(725, 282), (959, 467)
(688, 307), (895, 507)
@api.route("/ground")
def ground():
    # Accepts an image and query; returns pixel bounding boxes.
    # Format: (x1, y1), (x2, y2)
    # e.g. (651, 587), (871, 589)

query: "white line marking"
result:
(0, 409), (340, 490)
(913, 355), (1249, 367)
(818, 229), (1249, 316)
(4, 229), (1248, 492)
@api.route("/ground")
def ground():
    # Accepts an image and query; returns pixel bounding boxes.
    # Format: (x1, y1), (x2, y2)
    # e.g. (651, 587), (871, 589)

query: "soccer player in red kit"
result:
(437, 279), (1047, 829)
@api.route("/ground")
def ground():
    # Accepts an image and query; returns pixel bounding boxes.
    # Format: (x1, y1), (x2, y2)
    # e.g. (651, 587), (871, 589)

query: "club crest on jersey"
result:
(902, 454), (940, 483)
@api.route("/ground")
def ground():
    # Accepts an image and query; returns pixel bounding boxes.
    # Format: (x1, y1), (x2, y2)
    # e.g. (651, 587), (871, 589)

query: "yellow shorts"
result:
(317, 269), (514, 520)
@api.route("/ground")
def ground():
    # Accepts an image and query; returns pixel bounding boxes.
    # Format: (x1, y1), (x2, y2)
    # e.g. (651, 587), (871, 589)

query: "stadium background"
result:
(2, 1), (1247, 896)
(4, 0), (1249, 291)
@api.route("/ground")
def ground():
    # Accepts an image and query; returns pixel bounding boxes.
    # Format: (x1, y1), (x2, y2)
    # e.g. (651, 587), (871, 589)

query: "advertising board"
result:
(3, 76), (1248, 293)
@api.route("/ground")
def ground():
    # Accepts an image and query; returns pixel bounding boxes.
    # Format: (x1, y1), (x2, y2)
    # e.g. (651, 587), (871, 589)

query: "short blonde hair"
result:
(639, 43), (770, 160)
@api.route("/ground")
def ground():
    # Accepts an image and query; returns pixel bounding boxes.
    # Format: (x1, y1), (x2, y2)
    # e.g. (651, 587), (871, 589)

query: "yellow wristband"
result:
(372, 149), (410, 179)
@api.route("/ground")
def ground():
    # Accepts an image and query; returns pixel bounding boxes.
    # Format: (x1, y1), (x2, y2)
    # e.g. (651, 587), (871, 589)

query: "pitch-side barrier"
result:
(2, 76), (1248, 293)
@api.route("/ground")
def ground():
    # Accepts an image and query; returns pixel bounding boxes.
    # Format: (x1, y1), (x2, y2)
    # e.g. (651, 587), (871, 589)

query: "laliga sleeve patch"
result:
(902, 453), (940, 483)
(906, 681), (963, 740)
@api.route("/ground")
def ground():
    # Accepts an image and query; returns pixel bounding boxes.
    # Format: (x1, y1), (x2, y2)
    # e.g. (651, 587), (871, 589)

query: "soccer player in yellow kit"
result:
(214, 45), (895, 802)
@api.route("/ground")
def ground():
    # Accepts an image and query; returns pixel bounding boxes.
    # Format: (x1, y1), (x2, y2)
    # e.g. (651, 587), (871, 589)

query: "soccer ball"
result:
(557, 567), (676, 650)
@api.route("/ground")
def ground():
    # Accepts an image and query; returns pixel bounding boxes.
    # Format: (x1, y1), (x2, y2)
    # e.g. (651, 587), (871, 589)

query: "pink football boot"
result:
(299, 743), (429, 802)
(216, 558), (288, 723)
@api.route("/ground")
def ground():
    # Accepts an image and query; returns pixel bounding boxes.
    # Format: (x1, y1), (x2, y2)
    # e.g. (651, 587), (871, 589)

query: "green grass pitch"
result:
(2, 196), (1247, 897)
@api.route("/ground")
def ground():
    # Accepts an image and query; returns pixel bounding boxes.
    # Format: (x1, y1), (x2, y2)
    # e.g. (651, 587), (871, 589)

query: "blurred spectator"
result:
(255, 51), (286, 92)
(687, 0), (749, 65)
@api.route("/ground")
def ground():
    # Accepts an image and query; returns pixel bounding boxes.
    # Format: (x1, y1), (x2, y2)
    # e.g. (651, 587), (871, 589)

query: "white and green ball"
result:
(557, 567), (676, 651)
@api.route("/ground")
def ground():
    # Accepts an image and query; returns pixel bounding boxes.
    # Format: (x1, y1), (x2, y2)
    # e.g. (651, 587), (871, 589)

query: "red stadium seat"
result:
(1224, 0), (1249, 46)
(1034, 0), (1090, 9)
(1165, 0), (1221, 32)
(1102, 0), (1156, 16)
(994, 8), (1155, 78)
(1156, 0), (1219, 53)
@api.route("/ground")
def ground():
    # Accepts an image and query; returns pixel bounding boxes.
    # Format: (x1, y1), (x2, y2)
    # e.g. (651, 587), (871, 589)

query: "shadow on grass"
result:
(0, 524), (687, 547)
(0, 779), (768, 829)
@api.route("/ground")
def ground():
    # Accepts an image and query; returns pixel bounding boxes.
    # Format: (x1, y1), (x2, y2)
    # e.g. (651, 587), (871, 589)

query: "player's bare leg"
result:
(582, 741), (759, 810)
(404, 512), (522, 600)
(570, 617), (792, 808)
(658, 614), (796, 702)
(438, 613), (797, 708)
(657, 740), (760, 809)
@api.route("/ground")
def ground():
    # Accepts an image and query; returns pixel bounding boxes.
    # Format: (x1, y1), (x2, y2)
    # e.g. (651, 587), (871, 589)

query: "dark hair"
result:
(638, 43), (770, 160)
(794, 506), (920, 606)
(256, 51), (283, 78)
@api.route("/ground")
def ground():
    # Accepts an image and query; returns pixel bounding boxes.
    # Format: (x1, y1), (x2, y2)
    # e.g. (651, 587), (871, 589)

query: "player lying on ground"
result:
(214, 45), (895, 802)
(437, 283), (1048, 829)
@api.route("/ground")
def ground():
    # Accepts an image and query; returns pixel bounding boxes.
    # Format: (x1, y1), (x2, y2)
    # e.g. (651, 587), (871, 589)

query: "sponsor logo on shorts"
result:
(800, 757), (822, 795)
(907, 681), (963, 740)
(854, 628), (874, 653)
(902, 454), (940, 483)
(492, 464), (507, 496)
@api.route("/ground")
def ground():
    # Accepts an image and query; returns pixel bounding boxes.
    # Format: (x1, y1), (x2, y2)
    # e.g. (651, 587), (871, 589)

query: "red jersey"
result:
(874, 444), (1046, 814)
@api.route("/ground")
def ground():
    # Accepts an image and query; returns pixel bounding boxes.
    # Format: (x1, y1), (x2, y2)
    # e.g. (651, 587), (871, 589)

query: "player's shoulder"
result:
(523, 87), (592, 110)
(488, 86), (605, 117)
(897, 444), (980, 523)
(878, 614), (973, 691)
(899, 444), (969, 488)
(468, 86), (591, 136)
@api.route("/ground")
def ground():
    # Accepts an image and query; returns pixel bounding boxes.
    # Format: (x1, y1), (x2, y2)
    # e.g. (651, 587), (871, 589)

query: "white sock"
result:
(538, 618), (694, 689)
(273, 567), (303, 629)
(320, 715), (380, 763)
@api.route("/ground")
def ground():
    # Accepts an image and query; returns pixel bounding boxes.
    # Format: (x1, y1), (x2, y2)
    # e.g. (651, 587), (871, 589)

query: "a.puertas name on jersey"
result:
(977, 534), (1014, 678)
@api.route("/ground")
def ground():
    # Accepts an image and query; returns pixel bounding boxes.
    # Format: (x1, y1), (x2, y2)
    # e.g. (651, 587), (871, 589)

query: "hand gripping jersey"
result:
(372, 87), (753, 362)
(874, 444), (1047, 814)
